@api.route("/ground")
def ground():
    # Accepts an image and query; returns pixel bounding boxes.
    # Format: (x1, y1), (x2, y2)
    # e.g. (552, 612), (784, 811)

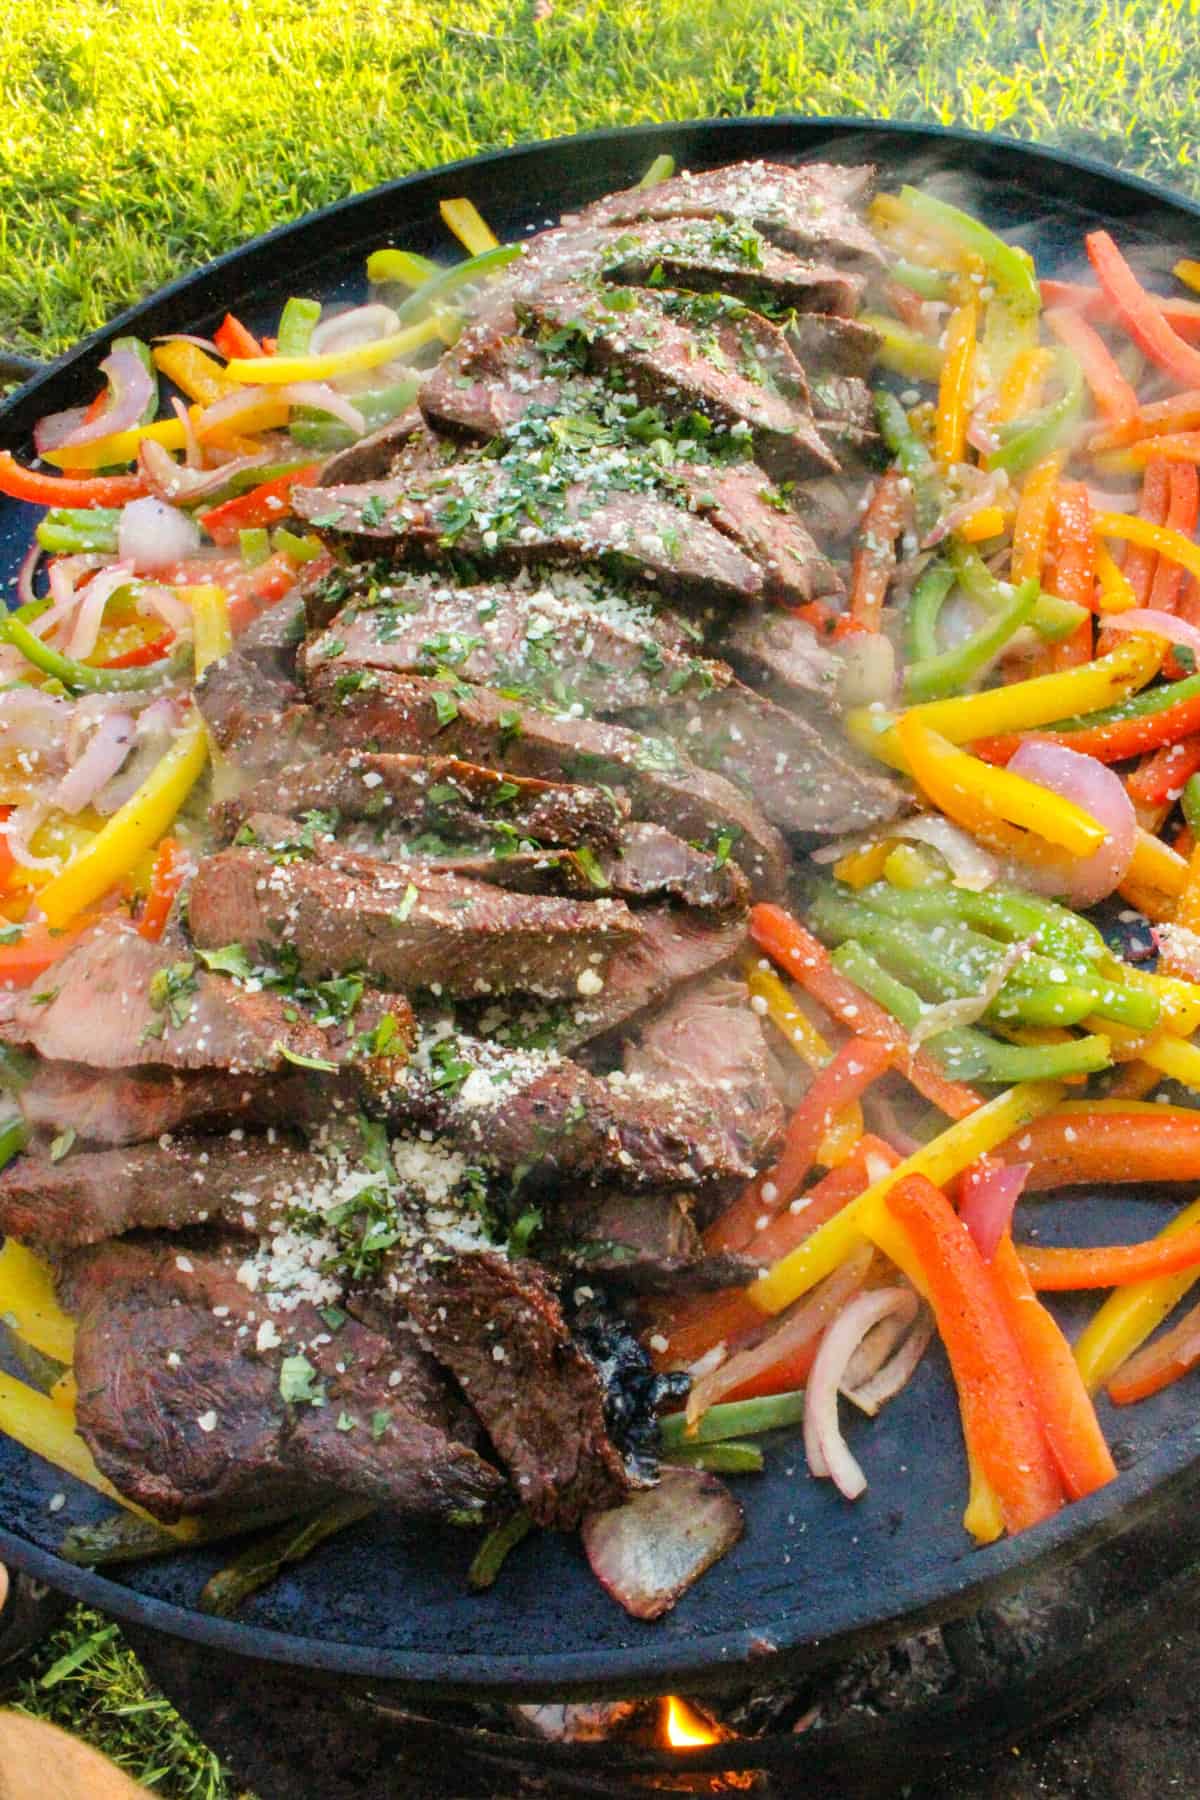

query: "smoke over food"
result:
(4, 140), (1200, 1620)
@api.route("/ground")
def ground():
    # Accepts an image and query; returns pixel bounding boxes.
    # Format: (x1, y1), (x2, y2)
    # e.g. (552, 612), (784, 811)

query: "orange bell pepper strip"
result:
(990, 1236), (1118, 1499)
(1040, 276), (1200, 344)
(213, 314), (265, 361)
(1090, 390), (1200, 453)
(1175, 840), (1200, 933)
(0, 451), (146, 509)
(1087, 231), (1200, 387)
(748, 904), (984, 1120)
(1122, 461), (1172, 610)
(1011, 454), (1064, 586)
(1002, 1107), (1200, 1191)
(1020, 1226), (1200, 1291)
(1047, 481), (1096, 609)
(704, 1039), (894, 1253)
(1106, 1294), (1200, 1404)
(993, 346), (1054, 426)
(137, 837), (186, 942)
(742, 1135), (901, 1269)
(1043, 307), (1139, 427)
(1150, 463), (1200, 619)
(886, 1174), (1064, 1534)
(933, 300), (977, 469)
(198, 465), (321, 546)
(848, 469), (908, 632)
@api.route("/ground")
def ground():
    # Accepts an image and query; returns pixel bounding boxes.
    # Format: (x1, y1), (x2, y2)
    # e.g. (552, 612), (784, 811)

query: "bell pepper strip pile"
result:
(884, 1175), (1064, 1533)
(848, 470), (909, 630)
(993, 346), (1054, 426)
(0, 609), (191, 696)
(1073, 1197), (1200, 1393)
(904, 576), (1038, 705)
(1087, 231), (1200, 389)
(1040, 276), (1200, 344)
(1090, 389), (1200, 454)
(895, 187), (1041, 317)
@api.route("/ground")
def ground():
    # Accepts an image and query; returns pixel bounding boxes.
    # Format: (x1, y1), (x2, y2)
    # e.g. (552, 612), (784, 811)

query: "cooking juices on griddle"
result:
(0, 154), (913, 1617)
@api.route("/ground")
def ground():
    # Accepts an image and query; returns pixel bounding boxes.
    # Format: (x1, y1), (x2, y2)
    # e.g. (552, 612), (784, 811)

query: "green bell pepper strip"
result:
(1184, 774), (1200, 838)
(394, 244), (522, 324)
(286, 378), (421, 451)
(0, 611), (191, 694)
(984, 349), (1085, 475)
(637, 152), (676, 189)
(904, 560), (956, 666)
(860, 313), (945, 382)
(366, 248), (439, 288)
(467, 1509), (533, 1592)
(659, 1392), (806, 1449)
(948, 539), (1086, 644)
(898, 186), (1041, 319)
(36, 507), (121, 555)
(889, 259), (953, 302)
(238, 527), (271, 568)
(669, 1442), (764, 1474)
(199, 1498), (375, 1616)
(829, 942), (1112, 1085)
(275, 297), (322, 358)
(905, 575), (1038, 704)
(853, 881), (1108, 967)
(875, 389), (943, 535)
(0, 1116), (29, 1170)
(272, 527), (325, 564)
(1051, 668), (1200, 737)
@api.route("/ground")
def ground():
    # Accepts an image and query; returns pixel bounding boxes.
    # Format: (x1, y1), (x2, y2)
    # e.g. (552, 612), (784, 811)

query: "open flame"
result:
(663, 1694), (722, 1748)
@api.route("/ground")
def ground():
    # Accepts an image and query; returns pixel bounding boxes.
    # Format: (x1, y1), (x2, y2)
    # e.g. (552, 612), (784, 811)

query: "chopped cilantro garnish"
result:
(144, 961), (198, 1036)
(370, 1410), (391, 1441)
(432, 689), (460, 728)
(279, 1354), (324, 1406)
(49, 1128), (76, 1164)
(195, 943), (253, 980)
(572, 846), (609, 890)
(389, 884), (419, 926)
(359, 494), (390, 528)
(274, 1043), (338, 1073)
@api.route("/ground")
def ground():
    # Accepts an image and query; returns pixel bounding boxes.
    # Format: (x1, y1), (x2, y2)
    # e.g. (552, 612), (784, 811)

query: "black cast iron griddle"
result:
(2, 118), (1200, 1702)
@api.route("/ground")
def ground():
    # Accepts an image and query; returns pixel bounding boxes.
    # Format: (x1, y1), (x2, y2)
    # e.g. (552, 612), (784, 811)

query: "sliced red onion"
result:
(0, 687), (73, 758)
(1105, 608), (1200, 660)
(966, 395), (1000, 458)
(277, 382), (365, 435)
(844, 1312), (935, 1417)
(195, 384), (275, 434)
(4, 804), (61, 871)
(138, 437), (277, 504)
(309, 304), (399, 357)
(893, 816), (1002, 890)
(581, 1468), (744, 1621)
(959, 1160), (1032, 1262)
(151, 333), (222, 355)
(136, 584), (192, 634)
(93, 698), (181, 813)
(922, 471), (1007, 549)
(15, 545), (42, 611)
(685, 1247), (874, 1424)
(909, 934), (1036, 1046)
(840, 1308), (913, 1390)
(837, 632), (896, 709)
(34, 351), (154, 455)
(32, 405), (91, 456)
(804, 1288), (919, 1499)
(118, 497), (201, 574)
(63, 565), (136, 662)
(1008, 741), (1137, 906)
(171, 396), (203, 469)
(53, 711), (136, 814)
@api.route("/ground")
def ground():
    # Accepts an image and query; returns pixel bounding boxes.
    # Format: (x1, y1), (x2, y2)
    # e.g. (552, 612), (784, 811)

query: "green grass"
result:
(2, 0), (1199, 1783)
(2, 0), (1200, 358)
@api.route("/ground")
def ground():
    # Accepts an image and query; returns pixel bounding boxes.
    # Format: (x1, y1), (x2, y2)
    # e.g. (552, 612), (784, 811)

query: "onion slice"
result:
(908, 933), (1036, 1046)
(53, 711), (136, 815)
(1007, 741), (1136, 906)
(137, 438), (277, 504)
(118, 498), (201, 575)
(959, 1160), (1032, 1262)
(34, 350), (154, 455)
(581, 1468), (744, 1621)
(63, 566), (137, 661)
(844, 1312), (935, 1417)
(277, 382), (365, 435)
(922, 471), (1007, 549)
(1105, 608), (1200, 661)
(309, 304), (400, 357)
(804, 1288), (919, 1499)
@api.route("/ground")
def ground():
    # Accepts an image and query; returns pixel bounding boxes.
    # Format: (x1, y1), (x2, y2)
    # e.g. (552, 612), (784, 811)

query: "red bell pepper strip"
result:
(1043, 307), (1139, 427)
(0, 452), (147, 510)
(848, 469), (908, 632)
(1002, 1108), (1200, 1191)
(974, 685), (1200, 768)
(1150, 462), (1200, 616)
(704, 1041), (894, 1254)
(213, 314), (265, 361)
(198, 465), (321, 546)
(1127, 735), (1200, 809)
(1041, 277), (1200, 345)
(1107, 1294), (1200, 1404)
(0, 920), (95, 989)
(749, 904), (985, 1121)
(886, 1174), (1064, 1534)
(160, 550), (314, 636)
(1020, 1226), (1200, 1290)
(744, 1135), (901, 1269)
(99, 631), (174, 670)
(1086, 232), (1200, 388)
(1121, 460), (1172, 611)
(137, 837), (186, 943)
(990, 1236), (1118, 1499)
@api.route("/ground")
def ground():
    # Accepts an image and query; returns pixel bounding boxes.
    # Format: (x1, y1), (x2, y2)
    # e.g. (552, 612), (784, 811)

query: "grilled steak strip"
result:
(374, 1249), (630, 1528)
(62, 1240), (503, 1523)
(538, 1189), (753, 1294)
(594, 217), (865, 317)
(188, 845), (640, 1000)
(720, 608), (844, 715)
(673, 463), (844, 606)
(305, 664), (788, 894)
(550, 905), (747, 1052)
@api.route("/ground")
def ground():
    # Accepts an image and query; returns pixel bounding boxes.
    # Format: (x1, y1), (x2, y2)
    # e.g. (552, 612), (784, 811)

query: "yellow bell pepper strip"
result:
(1094, 510), (1200, 585)
(1011, 454), (1064, 585)
(882, 843), (944, 888)
(194, 391), (292, 447)
(833, 840), (893, 888)
(366, 247), (439, 287)
(184, 586), (232, 672)
(964, 1446), (1005, 1545)
(895, 187), (1042, 318)
(895, 713), (1107, 859)
(1074, 1195), (1200, 1392)
(439, 197), (498, 256)
(749, 1081), (1064, 1317)
(957, 503), (1008, 543)
(1126, 828), (1188, 901)
(151, 340), (238, 405)
(859, 313), (945, 382)
(222, 315), (445, 386)
(746, 964), (864, 1166)
(908, 631), (1163, 746)
(637, 152), (676, 188)
(50, 1370), (77, 1414)
(41, 414), (191, 471)
(0, 1237), (75, 1364)
(1095, 542), (1137, 612)
(1175, 259), (1200, 296)
(933, 301), (978, 469)
(993, 346), (1055, 425)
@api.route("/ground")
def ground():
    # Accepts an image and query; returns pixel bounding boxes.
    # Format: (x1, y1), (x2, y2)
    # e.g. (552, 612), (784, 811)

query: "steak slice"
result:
(236, 593), (308, 681)
(720, 607), (844, 713)
(519, 283), (837, 479)
(628, 680), (905, 837)
(301, 572), (729, 716)
(673, 463), (843, 606)
(596, 217), (865, 316)
(377, 1249), (630, 1528)
(403, 1025), (751, 1189)
(594, 822), (749, 912)
(15, 1060), (360, 1148)
(212, 750), (628, 855)
(539, 1189), (753, 1293)
(293, 462), (766, 607)
(188, 846), (641, 1000)
(63, 1240), (503, 1523)
(0, 1132), (312, 1252)
(623, 975), (785, 1177)
(420, 302), (571, 441)
(564, 160), (883, 269)
(306, 665), (788, 895)
(318, 407), (424, 486)
(0, 922), (398, 1077)
(786, 312), (880, 380)
(194, 648), (310, 769)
